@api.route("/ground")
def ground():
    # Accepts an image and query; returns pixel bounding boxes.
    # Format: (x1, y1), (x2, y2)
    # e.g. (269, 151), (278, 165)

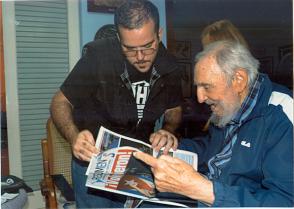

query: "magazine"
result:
(85, 126), (198, 207)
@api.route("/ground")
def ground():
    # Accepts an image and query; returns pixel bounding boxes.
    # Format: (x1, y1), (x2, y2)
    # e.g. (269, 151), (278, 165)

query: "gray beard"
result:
(210, 103), (241, 128)
(210, 112), (236, 128)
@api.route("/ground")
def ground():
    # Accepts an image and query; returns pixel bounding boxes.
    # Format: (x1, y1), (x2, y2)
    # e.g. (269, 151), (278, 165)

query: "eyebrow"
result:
(195, 82), (213, 88)
(122, 39), (155, 49)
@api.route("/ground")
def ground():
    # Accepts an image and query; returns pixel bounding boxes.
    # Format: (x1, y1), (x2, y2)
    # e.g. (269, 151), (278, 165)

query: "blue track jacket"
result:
(179, 74), (293, 207)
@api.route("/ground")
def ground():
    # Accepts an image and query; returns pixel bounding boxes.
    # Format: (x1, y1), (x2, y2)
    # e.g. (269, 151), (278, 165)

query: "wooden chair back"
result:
(46, 118), (72, 184)
(40, 118), (72, 209)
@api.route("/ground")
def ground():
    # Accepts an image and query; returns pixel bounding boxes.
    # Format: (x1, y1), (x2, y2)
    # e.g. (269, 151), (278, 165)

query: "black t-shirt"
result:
(60, 37), (183, 142)
(126, 62), (152, 121)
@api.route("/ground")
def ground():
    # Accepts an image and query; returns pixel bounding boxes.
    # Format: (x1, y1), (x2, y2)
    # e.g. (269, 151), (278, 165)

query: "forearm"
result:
(162, 106), (182, 134)
(50, 91), (79, 144)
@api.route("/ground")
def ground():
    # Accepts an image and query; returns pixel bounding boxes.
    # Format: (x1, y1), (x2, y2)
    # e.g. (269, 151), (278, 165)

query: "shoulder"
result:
(268, 86), (293, 125)
(271, 82), (292, 96)
(154, 43), (179, 75)
(257, 75), (293, 125)
(258, 96), (293, 150)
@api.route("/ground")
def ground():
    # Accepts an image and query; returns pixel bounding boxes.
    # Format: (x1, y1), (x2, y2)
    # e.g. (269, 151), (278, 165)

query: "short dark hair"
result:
(114, 0), (159, 34)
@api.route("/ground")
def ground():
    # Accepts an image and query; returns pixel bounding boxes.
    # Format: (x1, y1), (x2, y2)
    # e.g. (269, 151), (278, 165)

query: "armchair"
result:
(40, 118), (75, 209)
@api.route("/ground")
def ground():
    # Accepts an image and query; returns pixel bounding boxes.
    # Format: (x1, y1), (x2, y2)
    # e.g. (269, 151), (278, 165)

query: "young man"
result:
(50, 0), (182, 207)
(135, 40), (293, 207)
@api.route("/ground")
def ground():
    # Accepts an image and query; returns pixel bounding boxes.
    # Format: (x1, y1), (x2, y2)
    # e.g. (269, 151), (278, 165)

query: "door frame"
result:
(2, 0), (80, 178)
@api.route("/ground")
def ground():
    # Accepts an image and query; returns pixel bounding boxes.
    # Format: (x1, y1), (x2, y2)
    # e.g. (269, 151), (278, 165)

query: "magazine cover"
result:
(86, 146), (155, 199)
(86, 126), (198, 207)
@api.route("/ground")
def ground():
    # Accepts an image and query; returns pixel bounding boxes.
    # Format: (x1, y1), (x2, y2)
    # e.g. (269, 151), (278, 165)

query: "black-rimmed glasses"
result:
(123, 48), (156, 57)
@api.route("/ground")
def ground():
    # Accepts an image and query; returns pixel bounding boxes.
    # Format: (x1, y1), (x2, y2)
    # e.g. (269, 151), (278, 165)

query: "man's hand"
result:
(149, 129), (178, 154)
(133, 151), (215, 205)
(72, 130), (99, 162)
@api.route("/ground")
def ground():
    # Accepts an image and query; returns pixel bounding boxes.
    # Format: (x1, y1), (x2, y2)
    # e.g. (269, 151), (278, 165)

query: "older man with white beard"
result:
(134, 40), (293, 207)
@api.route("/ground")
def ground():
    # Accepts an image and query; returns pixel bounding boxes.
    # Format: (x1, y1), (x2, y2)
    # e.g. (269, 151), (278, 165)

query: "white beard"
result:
(209, 98), (241, 128)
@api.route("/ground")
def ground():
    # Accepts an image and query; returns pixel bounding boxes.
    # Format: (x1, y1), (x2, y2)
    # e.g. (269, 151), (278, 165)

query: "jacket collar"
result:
(229, 74), (263, 125)
(239, 73), (273, 122)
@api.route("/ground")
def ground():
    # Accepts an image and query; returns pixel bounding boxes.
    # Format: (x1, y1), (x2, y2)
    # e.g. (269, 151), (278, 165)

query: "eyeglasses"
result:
(123, 48), (156, 57)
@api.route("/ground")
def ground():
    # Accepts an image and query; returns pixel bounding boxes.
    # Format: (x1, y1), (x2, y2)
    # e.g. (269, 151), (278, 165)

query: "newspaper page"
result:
(86, 126), (198, 207)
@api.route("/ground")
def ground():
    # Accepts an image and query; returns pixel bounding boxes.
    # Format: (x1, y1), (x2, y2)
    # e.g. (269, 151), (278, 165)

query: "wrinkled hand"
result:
(133, 151), (196, 194)
(72, 130), (99, 162)
(149, 129), (178, 154)
(133, 151), (214, 204)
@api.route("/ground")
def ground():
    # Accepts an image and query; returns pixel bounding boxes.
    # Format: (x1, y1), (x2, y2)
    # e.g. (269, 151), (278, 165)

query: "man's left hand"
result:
(149, 129), (178, 154)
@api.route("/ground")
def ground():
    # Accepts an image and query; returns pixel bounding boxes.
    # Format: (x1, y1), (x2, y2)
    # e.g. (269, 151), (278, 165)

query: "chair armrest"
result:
(40, 138), (58, 209)
(40, 177), (58, 209)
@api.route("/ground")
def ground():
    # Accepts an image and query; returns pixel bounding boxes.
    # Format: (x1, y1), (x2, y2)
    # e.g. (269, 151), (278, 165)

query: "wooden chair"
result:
(40, 118), (74, 209)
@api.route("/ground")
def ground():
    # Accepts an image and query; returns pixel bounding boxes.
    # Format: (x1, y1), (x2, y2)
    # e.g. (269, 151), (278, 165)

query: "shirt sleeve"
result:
(60, 45), (98, 108)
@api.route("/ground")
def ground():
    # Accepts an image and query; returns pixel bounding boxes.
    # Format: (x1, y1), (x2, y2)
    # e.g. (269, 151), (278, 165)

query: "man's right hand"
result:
(149, 129), (178, 154)
(72, 130), (99, 162)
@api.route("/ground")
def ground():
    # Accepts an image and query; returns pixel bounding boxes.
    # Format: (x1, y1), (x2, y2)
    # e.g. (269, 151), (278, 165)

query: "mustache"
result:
(205, 99), (216, 105)
(135, 60), (150, 65)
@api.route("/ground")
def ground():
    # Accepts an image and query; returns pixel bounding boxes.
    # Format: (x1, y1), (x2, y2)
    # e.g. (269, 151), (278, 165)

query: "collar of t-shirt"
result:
(126, 61), (152, 83)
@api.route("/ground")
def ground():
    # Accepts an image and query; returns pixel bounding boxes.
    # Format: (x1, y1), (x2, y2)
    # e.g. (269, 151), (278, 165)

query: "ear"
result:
(232, 68), (248, 94)
(158, 28), (163, 42)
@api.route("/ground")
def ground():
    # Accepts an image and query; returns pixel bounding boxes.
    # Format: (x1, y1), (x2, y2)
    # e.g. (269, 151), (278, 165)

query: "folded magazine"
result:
(85, 126), (198, 207)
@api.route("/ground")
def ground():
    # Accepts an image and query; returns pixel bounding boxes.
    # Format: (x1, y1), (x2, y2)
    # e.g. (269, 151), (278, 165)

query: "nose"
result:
(136, 50), (145, 60)
(197, 87), (207, 103)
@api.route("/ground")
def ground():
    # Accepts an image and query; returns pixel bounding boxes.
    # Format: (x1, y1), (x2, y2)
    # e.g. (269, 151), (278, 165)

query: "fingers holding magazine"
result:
(72, 130), (99, 161)
(149, 129), (178, 154)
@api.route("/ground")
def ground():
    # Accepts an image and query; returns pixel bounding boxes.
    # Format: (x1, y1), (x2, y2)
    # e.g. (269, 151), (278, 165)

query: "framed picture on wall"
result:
(87, 0), (127, 13)
(178, 62), (192, 98)
(174, 41), (191, 61)
(278, 44), (292, 60)
(276, 44), (293, 88)
(258, 56), (273, 76)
